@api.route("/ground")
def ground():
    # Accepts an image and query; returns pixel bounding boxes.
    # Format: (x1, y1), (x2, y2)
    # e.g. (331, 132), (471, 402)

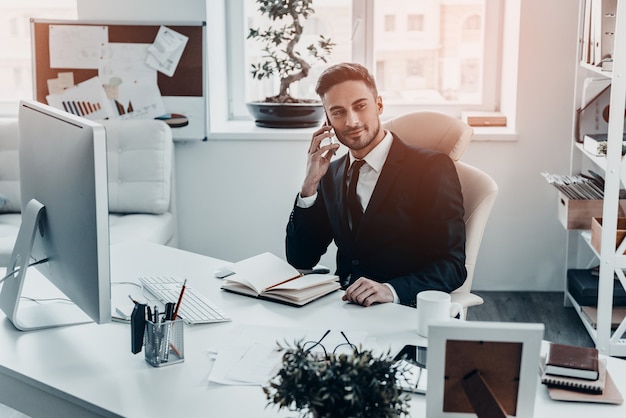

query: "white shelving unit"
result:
(565, 0), (626, 356)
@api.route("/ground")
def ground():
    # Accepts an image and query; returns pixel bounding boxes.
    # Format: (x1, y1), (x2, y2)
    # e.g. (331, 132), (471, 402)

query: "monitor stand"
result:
(0, 199), (92, 331)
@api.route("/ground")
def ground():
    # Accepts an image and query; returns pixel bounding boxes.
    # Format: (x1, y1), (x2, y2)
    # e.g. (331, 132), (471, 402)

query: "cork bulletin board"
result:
(30, 19), (207, 141)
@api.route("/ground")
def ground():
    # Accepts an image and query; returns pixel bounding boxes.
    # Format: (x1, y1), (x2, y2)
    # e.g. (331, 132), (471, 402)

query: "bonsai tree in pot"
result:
(247, 0), (335, 128)
(263, 341), (412, 418)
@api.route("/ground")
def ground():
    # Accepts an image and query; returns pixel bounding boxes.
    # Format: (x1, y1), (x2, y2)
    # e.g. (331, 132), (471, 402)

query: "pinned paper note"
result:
(46, 72), (75, 95)
(146, 26), (188, 77)
(112, 80), (166, 120)
(98, 42), (166, 120)
(46, 76), (115, 120)
(49, 25), (108, 69)
(99, 43), (157, 87)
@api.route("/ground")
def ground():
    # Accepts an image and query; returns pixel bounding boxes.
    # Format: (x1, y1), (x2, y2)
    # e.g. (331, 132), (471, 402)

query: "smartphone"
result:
(321, 114), (337, 146)
(394, 345), (428, 394)
(394, 344), (427, 367)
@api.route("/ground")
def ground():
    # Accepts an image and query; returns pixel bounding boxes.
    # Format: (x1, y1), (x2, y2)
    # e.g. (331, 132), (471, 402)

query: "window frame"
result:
(224, 0), (504, 123)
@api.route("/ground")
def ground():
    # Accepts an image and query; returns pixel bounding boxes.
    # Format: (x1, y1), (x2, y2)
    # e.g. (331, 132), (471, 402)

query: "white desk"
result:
(0, 243), (624, 417)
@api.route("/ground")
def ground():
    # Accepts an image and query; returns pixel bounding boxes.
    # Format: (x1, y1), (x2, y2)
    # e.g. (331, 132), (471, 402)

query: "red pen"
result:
(172, 279), (187, 320)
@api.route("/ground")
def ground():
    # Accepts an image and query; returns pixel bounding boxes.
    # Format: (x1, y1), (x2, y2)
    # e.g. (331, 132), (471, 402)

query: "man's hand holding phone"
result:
(300, 120), (340, 198)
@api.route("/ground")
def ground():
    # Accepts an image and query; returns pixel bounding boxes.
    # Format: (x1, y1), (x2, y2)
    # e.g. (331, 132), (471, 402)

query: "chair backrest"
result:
(99, 119), (173, 215)
(382, 110), (472, 161)
(0, 118), (21, 213)
(382, 111), (497, 302)
(452, 161), (498, 295)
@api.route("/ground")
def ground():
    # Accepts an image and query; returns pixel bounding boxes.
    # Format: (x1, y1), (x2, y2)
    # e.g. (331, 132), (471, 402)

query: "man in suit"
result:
(286, 63), (466, 307)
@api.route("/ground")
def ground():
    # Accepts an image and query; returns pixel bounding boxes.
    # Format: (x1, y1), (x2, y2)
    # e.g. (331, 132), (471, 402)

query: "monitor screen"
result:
(0, 100), (111, 330)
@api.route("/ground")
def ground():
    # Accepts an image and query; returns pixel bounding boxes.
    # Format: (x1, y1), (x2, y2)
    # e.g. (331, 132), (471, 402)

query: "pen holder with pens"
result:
(144, 319), (185, 367)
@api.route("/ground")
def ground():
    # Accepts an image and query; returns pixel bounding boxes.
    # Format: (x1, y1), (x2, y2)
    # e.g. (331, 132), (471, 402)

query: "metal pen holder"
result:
(144, 319), (184, 367)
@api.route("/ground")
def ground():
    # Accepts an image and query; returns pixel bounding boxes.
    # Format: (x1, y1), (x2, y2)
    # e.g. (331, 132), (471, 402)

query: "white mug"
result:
(416, 290), (464, 337)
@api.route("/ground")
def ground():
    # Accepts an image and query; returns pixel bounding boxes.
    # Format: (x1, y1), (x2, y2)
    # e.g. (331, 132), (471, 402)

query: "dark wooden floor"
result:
(466, 291), (595, 347)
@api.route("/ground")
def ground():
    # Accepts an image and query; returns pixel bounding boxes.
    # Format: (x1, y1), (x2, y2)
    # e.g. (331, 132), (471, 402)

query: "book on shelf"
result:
(544, 342), (599, 380)
(581, 0), (592, 64)
(600, 58), (613, 72)
(461, 111), (507, 127)
(541, 356), (604, 394)
(580, 305), (626, 329)
(220, 252), (340, 306)
(583, 132), (626, 156)
(587, 0), (617, 65)
(580, 78), (610, 110)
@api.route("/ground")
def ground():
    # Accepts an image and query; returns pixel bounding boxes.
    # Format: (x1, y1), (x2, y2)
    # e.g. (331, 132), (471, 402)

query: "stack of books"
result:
(540, 343), (622, 404)
(583, 132), (626, 156)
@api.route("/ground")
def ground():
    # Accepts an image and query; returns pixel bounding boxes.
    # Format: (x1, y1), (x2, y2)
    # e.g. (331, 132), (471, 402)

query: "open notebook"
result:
(220, 252), (340, 306)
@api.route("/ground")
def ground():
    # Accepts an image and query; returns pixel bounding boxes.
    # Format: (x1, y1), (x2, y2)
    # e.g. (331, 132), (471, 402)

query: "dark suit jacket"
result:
(286, 134), (466, 306)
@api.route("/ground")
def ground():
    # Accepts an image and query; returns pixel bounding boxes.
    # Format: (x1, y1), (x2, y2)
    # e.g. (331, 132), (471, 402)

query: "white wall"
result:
(78, 0), (579, 291)
(77, 0), (205, 21)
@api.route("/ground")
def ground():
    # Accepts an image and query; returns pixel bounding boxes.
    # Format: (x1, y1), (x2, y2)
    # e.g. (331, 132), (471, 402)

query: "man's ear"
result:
(376, 96), (384, 115)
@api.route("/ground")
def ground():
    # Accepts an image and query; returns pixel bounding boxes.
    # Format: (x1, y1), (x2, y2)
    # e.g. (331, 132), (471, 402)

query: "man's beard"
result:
(336, 120), (381, 152)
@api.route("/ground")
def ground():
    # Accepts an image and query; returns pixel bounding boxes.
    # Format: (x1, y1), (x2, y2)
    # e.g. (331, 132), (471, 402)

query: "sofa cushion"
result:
(0, 119), (21, 213)
(100, 119), (173, 214)
(0, 118), (174, 215)
(109, 212), (176, 246)
(0, 213), (21, 266)
(0, 213), (176, 267)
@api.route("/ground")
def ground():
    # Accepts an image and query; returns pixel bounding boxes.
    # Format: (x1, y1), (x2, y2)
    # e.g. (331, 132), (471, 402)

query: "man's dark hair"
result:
(315, 62), (379, 99)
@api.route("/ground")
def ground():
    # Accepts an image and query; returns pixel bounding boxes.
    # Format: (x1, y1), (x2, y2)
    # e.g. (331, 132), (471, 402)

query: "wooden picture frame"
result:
(426, 321), (544, 418)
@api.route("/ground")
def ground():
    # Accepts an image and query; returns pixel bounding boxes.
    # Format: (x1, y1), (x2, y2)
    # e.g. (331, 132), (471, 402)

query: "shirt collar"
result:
(348, 129), (393, 173)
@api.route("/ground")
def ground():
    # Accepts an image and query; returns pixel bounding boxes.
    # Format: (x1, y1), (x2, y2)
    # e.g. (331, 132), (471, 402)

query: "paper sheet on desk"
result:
(207, 326), (371, 386)
(209, 343), (282, 385)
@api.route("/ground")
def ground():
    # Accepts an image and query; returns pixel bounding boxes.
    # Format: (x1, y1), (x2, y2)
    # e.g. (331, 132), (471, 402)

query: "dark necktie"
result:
(347, 159), (366, 232)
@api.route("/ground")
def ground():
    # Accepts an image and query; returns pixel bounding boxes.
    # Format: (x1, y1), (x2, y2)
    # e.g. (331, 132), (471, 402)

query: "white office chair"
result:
(383, 111), (498, 315)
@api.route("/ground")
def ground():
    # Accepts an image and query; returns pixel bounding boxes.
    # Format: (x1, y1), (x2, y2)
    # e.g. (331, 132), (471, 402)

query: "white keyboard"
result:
(139, 276), (231, 324)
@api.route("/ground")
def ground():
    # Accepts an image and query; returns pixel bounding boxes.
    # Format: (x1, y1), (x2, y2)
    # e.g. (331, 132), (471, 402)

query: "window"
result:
(230, 0), (503, 122)
(407, 59), (424, 78)
(0, 1), (77, 115)
(407, 14), (424, 32)
(384, 15), (396, 32)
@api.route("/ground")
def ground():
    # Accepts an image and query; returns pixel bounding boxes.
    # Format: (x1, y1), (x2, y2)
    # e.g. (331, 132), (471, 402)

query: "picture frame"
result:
(426, 321), (544, 418)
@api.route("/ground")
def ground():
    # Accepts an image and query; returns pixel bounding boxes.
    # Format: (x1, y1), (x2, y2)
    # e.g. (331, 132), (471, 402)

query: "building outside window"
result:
(407, 14), (425, 32)
(384, 15), (396, 32)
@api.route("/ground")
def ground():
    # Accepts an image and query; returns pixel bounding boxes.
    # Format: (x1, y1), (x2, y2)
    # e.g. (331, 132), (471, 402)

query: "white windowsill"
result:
(0, 111), (519, 142)
(470, 126), (519, 142)
(205, 120), (519, 142)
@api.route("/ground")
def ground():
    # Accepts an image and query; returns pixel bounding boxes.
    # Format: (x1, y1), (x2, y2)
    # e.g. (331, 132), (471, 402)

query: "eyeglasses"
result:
(302, 329), (358, 359)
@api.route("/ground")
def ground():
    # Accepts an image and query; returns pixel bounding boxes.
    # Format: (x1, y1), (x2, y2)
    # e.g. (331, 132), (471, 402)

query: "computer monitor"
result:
(0, 100), (111, 331)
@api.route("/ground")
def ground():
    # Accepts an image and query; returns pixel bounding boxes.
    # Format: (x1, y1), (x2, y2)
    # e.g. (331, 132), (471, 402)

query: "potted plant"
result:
(246, 0), (335, 128)
(263, 341), (412, 418)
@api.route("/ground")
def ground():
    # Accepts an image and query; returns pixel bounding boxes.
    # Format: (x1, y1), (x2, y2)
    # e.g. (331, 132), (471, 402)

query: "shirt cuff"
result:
(384, 283), (400, 304)
(296, 192), (317, 208)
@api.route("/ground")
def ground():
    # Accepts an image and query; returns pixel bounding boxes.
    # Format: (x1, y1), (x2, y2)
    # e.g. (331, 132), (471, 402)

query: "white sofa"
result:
(0, 118), (177, 266)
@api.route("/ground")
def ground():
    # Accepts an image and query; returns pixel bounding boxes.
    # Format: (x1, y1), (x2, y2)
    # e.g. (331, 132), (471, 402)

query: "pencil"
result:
(169, 342), (182, 358)
(172, 279), (187, 320)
